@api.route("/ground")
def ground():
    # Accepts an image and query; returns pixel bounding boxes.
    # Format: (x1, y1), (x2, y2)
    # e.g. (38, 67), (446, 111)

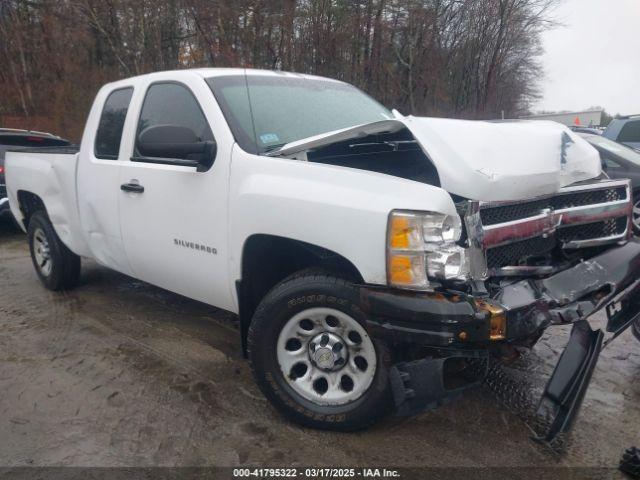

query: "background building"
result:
(520, 109), (603, 127)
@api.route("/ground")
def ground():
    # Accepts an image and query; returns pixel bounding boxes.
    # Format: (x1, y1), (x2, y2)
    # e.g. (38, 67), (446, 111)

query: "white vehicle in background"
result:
(5, 69), (640, 440)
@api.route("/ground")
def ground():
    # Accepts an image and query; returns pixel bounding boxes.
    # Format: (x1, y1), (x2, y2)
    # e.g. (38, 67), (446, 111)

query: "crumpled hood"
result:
(273, 116), (602, 202)
(401, 116), (602, 202)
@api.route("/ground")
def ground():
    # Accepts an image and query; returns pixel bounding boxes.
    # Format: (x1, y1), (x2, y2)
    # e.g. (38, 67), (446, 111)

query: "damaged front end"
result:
(360, 179), (640, 442)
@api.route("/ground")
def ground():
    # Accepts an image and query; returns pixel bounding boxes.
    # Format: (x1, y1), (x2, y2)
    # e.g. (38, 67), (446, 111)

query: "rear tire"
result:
(28, 211), (81, 291)
(247, 270), (392, 431)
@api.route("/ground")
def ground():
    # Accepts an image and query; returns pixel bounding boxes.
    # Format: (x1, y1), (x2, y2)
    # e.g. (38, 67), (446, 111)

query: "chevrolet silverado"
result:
(5, 69), (640, 439)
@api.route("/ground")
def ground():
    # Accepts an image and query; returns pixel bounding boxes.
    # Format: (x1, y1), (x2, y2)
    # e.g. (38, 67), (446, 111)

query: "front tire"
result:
(248, 270), (392, 431)
(632, 317), (640, 343)
(28, 211), (81, 291)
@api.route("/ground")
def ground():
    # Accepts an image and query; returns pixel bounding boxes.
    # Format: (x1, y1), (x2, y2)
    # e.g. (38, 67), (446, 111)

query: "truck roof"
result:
(101, 68), (344, 90)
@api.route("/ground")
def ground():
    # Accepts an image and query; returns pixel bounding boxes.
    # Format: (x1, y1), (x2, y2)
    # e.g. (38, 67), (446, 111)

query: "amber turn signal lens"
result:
(476, 300), (506, 341)
(387, 253), (427, 288)
(388, 254), (413, 285)
(490, 314), (507, 341)
(390, 215), (411, 249)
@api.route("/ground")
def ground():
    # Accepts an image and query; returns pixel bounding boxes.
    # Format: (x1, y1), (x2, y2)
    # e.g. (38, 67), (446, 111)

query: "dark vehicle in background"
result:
(579, 133), (640, 233)
(602, 114), (640, 150)
(0, 128), (71, 221)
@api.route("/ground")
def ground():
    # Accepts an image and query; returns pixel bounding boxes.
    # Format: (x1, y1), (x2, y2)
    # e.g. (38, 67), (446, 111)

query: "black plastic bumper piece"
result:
(360, 287), (490, 347)
(620, 447), (640, 479)
(390, 351), (487, 416)
(604, 279), (640, 344)
(535, 320), (603, 443)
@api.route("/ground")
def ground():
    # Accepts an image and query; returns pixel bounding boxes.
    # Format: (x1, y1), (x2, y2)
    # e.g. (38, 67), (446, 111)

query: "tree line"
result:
(0, 0), (558, 141)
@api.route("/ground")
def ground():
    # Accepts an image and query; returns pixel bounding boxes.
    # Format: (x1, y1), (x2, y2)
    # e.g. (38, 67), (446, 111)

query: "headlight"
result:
(422, 213), (462, 243)
(426, 247), (468, 280)
(387, 211), (468, 289)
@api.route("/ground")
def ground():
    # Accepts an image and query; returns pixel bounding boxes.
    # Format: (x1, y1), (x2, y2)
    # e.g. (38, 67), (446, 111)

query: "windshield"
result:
(206, 74), (392, 155)
(585, 134), (640, 166)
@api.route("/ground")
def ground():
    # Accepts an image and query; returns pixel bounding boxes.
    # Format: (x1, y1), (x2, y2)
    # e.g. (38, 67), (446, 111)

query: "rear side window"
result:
(618, 120), (640, 143)
(95, 88), (133, 159)
(135, 82), (213, 158)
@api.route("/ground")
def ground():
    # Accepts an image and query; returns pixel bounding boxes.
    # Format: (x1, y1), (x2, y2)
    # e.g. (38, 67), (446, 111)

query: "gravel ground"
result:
(1, 219), (639, 470)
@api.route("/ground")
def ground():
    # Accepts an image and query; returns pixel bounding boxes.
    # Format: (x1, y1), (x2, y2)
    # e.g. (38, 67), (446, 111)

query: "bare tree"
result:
(0, 0), (559, 141)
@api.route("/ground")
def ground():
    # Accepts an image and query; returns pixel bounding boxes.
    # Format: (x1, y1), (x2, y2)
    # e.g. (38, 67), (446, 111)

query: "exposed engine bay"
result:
(306, 128), (441, 187)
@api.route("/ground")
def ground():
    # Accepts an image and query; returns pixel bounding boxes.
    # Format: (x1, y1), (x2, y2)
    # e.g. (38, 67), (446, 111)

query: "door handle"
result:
(120, 182), (144, 193)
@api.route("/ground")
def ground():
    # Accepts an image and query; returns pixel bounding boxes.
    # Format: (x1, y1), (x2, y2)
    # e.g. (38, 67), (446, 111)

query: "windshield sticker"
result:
(260, 133), (280, 144)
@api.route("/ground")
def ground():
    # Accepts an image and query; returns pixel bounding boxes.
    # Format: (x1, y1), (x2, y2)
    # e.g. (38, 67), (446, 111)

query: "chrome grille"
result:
(464, 179), (632, 278)
(557, 217), (628, 242)
(480, 198), (549, 226)
(480, 186), (627, 226)
(486, 235), (556, 270)
(549, 186), (626, 209)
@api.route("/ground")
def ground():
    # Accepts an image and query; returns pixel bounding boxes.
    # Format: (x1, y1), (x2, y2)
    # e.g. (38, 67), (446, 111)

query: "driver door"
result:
(118, 79), (233, 309)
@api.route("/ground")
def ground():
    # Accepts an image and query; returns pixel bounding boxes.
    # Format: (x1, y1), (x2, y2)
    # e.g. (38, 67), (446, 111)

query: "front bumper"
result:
(361, 238), (640, 348)
(360, 238), (640, 442)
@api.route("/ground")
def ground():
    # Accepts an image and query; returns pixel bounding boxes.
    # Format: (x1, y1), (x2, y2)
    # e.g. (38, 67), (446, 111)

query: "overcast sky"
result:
(535, 0), (640, 115)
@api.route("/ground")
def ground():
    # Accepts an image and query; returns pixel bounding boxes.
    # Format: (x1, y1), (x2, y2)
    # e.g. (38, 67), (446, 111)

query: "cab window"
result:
(94, 88), (134, 159)
(132, 82), (215, 170)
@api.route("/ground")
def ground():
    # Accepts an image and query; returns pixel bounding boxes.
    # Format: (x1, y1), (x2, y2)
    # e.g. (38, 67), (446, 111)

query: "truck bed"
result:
(5, 148), (90, 257)
(7, 145), (80, 155)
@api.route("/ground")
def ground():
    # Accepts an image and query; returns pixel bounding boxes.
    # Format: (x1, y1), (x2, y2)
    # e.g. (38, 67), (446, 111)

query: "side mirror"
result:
(137, 124), (216, 171)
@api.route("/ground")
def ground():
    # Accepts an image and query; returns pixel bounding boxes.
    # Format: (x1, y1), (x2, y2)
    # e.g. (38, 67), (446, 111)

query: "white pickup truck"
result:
(6, 69), (640, 439)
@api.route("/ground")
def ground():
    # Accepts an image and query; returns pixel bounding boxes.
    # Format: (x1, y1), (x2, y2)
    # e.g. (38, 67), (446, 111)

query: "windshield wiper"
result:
(262, 143), (287, 156)
(349, 140), (417, 151)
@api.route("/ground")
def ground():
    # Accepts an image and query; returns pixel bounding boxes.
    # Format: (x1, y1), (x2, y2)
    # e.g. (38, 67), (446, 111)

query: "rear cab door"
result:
(116, 71), (236, 311)
(77, 83), (135, 274)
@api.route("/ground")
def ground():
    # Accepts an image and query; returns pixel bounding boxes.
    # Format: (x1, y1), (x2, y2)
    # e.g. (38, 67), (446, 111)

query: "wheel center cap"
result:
(308, 331), (348, 372)
(313, 347), (335, 369)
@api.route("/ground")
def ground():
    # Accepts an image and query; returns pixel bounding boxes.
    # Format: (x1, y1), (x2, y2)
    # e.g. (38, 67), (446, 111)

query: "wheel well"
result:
(16, 191), (46, 228)
(237, 234), (363, 356)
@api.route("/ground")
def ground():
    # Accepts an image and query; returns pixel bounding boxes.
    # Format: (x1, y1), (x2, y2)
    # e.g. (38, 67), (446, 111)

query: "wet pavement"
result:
(0, 219), (639, 469)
